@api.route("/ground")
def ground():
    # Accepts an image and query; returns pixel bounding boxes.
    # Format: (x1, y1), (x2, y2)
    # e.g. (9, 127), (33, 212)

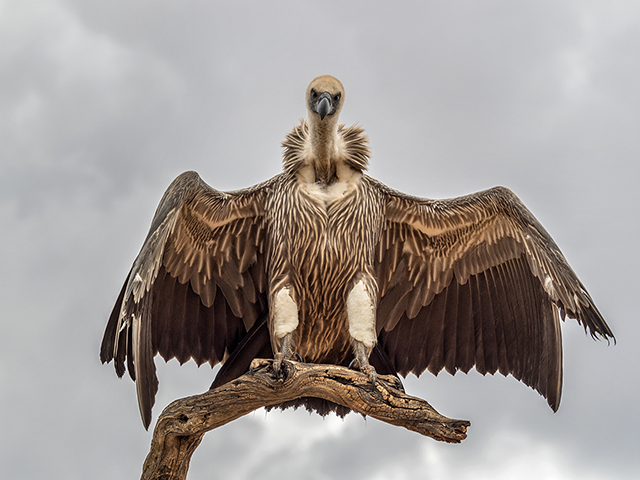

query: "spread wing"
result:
(100, 171), (275, 428)
(373, 181), (614, 410)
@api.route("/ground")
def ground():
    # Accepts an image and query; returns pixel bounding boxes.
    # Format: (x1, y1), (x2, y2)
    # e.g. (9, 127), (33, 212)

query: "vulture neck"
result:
(308, 116), (341, 186)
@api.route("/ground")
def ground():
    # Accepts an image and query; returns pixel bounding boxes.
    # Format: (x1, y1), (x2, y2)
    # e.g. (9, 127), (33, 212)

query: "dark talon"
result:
(294, 352), (303, 362)
(362, 364), (377, 390)
(388, 375), (405, 392)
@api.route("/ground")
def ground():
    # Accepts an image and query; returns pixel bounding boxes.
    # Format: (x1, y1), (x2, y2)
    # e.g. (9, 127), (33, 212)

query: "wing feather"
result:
(100, 171), (274, 428)
(426, 284), (447, 375)
(453, 278), (474, 374)
(372, 178), (613, 409)
(443, 278), (460, 374)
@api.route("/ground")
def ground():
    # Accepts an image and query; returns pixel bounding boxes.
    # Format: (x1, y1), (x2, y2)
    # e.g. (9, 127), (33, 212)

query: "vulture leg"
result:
(273, 332), (294, 379)
(353, 340), (377, 386)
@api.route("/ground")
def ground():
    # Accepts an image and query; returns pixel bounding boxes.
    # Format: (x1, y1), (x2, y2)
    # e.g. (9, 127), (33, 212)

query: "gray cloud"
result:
(1, 1), (638, 479)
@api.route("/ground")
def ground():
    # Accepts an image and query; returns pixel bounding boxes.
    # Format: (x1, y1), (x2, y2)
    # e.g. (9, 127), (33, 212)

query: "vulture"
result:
(101, 75), (614, 429)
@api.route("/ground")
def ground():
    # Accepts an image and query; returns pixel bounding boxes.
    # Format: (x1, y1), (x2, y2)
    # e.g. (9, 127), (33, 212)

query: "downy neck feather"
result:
(281, 120), (371, 186)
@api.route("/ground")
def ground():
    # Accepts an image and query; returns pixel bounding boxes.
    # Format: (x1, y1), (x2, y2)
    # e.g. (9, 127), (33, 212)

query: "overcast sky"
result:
(1, 1), (638, 479)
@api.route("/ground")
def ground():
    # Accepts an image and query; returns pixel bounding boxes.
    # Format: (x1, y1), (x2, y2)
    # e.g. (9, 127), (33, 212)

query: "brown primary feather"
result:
(101, 76), (613, 429)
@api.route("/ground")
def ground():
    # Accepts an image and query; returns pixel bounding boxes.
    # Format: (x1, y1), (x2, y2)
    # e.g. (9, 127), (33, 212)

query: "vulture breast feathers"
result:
(101, 75), (613, 429)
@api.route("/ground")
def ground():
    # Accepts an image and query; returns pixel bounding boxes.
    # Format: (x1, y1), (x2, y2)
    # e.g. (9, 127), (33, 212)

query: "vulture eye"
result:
(334, 93), (341, 102)
(310, 89), (318, 98)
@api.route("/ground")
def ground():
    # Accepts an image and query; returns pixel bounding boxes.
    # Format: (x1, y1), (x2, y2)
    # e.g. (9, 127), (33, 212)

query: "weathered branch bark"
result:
(141, 359), (470, 480)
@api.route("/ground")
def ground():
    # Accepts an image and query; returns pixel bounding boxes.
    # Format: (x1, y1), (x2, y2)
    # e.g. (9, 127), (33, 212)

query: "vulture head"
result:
(306, 75), (344, 122)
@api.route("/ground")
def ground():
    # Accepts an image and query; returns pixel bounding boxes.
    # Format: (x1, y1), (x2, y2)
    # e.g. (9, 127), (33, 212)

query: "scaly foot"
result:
(273, 333), (296, 379)
(350, 341), (377, 388)
(360, 363), (377, 386)
(273, 352), (287, 379)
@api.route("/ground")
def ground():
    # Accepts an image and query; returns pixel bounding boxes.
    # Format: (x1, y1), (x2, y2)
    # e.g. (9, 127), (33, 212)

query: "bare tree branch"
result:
(141, 359), (470, 480)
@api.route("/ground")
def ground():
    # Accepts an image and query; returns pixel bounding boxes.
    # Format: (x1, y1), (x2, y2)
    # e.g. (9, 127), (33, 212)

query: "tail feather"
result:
(211, 313), (272, 389)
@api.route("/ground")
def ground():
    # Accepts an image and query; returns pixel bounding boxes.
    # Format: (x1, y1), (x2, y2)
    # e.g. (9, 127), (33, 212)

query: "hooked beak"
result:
(317, 92), (332, 120)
